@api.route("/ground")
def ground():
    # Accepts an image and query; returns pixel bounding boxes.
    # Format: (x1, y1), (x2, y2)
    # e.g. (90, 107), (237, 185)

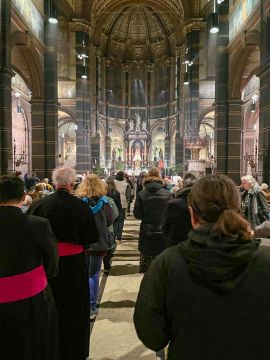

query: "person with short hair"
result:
(0, 174), (58, 360)
(241, 174), (269, 228)
(260, 182), (270, 202)
(28, 166), (99, 360)
(134, 175), (270, 360)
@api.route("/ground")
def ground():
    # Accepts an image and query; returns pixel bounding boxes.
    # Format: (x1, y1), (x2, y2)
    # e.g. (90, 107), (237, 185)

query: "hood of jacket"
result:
(176, 186), (191, 201)
(144, 181), (164, 193)
(179, 225), (260, 292)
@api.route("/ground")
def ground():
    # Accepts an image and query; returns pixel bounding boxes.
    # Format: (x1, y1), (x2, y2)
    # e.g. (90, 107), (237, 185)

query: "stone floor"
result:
(89, 213), (156, 360)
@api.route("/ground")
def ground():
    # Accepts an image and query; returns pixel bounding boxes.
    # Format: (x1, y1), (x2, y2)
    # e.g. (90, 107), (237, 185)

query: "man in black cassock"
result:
(0, 175), (59, 360)
(28, 167), (99, 360)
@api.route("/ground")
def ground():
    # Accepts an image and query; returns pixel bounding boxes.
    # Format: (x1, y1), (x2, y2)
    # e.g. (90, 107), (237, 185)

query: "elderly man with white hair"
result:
(241, 174), (270, 229)
(28, 166), (99, 360)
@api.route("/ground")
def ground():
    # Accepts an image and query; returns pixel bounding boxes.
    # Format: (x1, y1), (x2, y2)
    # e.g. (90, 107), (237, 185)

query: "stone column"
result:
(43, 12), (58, 177)
(175, 52), (184, 170)
(0, 0), (12, 174)
(259, 0), (270, 183)
(124, 65), (129, 121)
(183, 22), (201, 164)
(31, 98), (46, 175)
(146, 66), (151, 130)
(214, 1), (230, 177)
(186, 28), (200, 136)
(91, 50), (101, 167)
(105, 59), (111, 169)
(75, 28), (91, 173)
(164, 62), (171, 169)
(227, 100), (242, 181)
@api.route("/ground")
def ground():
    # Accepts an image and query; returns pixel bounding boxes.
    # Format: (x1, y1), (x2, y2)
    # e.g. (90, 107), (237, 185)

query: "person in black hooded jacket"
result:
(134, 174), (270, 360)
(162, 171), (198, 248)
(133, 168), (171, 274)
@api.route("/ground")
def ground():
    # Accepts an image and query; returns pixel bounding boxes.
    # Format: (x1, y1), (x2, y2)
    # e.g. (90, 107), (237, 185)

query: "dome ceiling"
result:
(102, 6), (175, 61)
(91, 0), (190, 62)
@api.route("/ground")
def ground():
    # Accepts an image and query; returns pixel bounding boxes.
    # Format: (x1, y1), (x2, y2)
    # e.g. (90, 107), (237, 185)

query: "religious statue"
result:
(159, 148), (163, 160)
(133, 143), (142, 162)
(129, 119), (134, 131)
(142, 120), (147, 131)
(112, 148), (116, 160)
(135, 113), (141, 131)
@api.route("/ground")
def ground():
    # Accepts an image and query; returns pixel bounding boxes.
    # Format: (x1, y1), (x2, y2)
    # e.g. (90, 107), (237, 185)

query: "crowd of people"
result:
(1, 167), (270, 360)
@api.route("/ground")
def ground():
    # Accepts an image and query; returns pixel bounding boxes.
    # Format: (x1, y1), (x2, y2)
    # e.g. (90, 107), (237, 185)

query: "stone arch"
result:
(228, 30), (260, 100)
(11, 31), (44, 98)
(199, 106), (215, 124)
(58, 106), (76, 122)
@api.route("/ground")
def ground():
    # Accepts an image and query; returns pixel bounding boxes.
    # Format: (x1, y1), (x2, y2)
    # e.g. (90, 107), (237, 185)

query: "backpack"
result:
(82, 196), (115, 251)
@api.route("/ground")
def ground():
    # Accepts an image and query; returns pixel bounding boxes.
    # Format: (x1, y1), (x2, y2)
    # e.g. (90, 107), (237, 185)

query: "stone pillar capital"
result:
(184, 18), (206, 33)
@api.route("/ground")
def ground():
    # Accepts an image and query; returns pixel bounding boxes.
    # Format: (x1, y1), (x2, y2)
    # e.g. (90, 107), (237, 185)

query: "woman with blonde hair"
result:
(76, 174), (114, 319)
(134, 175), (270, 360)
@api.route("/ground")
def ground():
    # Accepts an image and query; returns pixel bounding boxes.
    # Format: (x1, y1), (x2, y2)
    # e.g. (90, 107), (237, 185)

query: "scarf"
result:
(179, 225), (260, 292)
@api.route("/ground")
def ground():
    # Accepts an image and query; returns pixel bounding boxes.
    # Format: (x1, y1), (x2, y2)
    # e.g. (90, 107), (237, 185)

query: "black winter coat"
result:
(133, 181), (171, 256)
(134, 231), (270, 360)
(162, 187), (192, 247)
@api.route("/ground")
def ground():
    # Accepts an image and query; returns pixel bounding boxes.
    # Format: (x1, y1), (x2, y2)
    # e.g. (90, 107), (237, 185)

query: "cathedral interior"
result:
(0, 0), (270, 183)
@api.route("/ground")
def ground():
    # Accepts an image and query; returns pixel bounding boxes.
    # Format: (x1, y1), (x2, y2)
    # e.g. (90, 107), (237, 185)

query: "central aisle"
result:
(89, 213), (156, 360)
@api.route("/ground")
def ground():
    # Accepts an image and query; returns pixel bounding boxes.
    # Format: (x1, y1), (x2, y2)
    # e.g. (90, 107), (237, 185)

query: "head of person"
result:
(115, 171), (125, 181)
(52, 166), (77, 191)
(106, 177), (117, 193)
(183, 171), (198, 188)
(75, 174), (107, 198)
(261, 183), (269, 192)
(189, 175), (252, 240)
(143, 167), (163, 186)
(241, 175), (259, 191)
(0, 175), (25, 206)
(43, 178), (49, 184)
(34, 183), (45, 192)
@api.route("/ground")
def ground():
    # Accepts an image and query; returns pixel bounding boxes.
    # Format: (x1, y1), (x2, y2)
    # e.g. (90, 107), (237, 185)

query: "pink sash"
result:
(58, 242), (84, 257)
(0, 265), (47, 303)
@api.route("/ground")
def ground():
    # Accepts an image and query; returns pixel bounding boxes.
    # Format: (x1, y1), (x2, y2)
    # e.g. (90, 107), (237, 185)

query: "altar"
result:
(125, 113), (151, 172)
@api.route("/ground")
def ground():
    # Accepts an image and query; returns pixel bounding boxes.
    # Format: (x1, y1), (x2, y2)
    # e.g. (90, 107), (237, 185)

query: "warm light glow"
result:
(48, 17), (58, 24)
(210, 26), (219, 34)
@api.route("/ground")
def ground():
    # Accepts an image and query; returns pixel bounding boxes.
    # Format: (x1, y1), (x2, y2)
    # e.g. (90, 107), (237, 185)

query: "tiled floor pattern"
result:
(89, 214), (156, 360)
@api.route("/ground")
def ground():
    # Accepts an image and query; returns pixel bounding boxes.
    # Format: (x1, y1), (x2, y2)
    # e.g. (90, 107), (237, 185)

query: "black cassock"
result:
(28, 189), (99, 360)
(0, 206), (58, 360)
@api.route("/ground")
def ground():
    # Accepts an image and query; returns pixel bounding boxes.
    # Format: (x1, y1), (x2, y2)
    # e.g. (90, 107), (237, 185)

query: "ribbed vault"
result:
(91, 0), (191, 59)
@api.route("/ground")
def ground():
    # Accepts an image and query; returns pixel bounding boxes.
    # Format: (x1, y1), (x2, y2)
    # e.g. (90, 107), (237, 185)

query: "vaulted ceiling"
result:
(90, 0), (196, 62)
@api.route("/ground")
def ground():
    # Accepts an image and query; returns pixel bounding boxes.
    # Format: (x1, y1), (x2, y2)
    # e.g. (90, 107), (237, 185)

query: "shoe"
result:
(90, 309), (98, 320)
